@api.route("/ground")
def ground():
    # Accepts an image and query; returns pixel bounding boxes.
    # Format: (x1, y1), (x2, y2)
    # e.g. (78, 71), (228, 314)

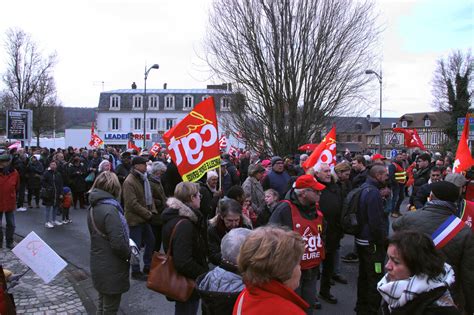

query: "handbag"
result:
(146, 219), (195, 302)
(85, 172), (96, 183)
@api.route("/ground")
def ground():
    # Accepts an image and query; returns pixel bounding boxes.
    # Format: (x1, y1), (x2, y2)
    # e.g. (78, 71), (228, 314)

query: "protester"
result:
(41, 160), (64, 228)
(388, 153), (406, 218)
(351, 155), (368, 189)
(262, 156), (291, 200)
(197, 228), (251, 315)
(199, 170), (221, 220)
(255, 188), (280, 227)
(87, 171), (131, 315)
(295, 154), (308, 176)
(242, 163), (266, 213)
(377, 230), (459, 315)
(161, 182), (209, 315)
(0, 151), (19, 249)
(115, 152), (132, 185)
(122, 156), (156, 281)
(270, 174), (326, 313)
(413, 166), (442, 209)
(355, 165), (389, 315)
(147, 161), (167, 252)
(409, 153), (432, 207)
(67, 156), (88, 209)
(12, 149), (28, 211)
(393, 180), (474, 314)
(98, 160), (111, 173)
(26, 154), (44, 208)
(208, 198), (251, 266)
(233, 226), (308, 315)
(61, 187), (72, 224)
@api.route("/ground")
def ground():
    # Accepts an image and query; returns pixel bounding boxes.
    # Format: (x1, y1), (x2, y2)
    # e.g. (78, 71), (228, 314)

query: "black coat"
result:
(41, 169), (64, 207)
(114, 162), (131, 184)
(161, 198), (209, 281)
(67, 163), (88, 193)
(26, 160), (44, 189)
(318, 179), (344, 251)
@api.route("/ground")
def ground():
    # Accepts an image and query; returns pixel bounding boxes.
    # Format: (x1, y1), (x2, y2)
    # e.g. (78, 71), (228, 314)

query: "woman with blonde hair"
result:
(161, 181), (209, 315)
(87, 171), (131, 314)
(233, 226), (308, 314)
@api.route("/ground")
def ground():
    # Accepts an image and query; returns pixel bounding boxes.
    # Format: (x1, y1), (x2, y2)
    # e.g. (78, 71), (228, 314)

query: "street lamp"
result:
(365, 69), (383, 154)
(143, 64), (159, 149)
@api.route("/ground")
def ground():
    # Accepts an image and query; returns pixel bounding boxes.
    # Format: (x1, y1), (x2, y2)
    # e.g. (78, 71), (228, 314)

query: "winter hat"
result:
(63, 187), (71, 194)
(444, 173), (467, 188)
(430, 181), (460, 202)
(248, 163), (266, 176)
(271, 156), (283, 166)
(132, 156), (148, 166)
(261, 160), (271, 168)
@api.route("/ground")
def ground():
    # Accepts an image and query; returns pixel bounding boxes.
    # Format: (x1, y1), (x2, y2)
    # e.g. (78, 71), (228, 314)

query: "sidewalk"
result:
(1, 246), (88, 314)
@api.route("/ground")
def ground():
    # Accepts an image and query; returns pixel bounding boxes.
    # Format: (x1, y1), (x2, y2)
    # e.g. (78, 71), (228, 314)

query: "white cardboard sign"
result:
(12, 231), (67, 284)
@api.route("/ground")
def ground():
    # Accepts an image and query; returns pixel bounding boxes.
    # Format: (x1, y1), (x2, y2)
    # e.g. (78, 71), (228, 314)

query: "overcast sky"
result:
(0, 0), (472, 118)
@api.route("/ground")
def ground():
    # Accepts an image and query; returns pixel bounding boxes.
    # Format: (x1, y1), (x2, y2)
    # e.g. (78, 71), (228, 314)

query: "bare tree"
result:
(2, 28), (57, 110)
(206, 0), (379, 155)
(432, 50), (473, 147)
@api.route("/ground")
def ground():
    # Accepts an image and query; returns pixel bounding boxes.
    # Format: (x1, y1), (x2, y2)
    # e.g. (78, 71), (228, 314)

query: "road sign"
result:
(457, 116), (474, 140)
(6, 109), (32, 141)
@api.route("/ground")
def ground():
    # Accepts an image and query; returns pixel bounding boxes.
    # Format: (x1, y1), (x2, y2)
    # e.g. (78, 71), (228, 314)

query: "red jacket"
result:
(0, 168), (19, 212)
(233, 280), (308, 315)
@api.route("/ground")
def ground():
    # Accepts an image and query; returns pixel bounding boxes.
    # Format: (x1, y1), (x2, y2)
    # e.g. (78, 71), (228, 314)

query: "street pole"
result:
(365, 70), (383, 154)
(143, 64), (159, 149)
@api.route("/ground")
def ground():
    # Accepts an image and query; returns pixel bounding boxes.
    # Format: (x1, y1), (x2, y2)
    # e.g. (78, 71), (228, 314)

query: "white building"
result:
(96, 84), (242, 149)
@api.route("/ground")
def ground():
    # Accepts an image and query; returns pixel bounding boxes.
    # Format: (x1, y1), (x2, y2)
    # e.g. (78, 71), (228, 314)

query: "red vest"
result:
(283, 200), (325, 270)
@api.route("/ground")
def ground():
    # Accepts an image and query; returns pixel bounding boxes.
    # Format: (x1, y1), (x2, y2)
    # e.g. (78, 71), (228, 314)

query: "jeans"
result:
(129, 223), (155, 273)
(355, 244), (386, 315)
(97, 292), (122, 315)
(175, 294), (200, 315)
(0, 212), (15, 245)
(296, 267), (320, 315)
(44, 206), (58, 223)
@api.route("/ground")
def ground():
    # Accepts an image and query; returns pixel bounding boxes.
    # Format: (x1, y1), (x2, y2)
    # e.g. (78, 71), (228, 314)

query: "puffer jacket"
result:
(197, 263), (244, 315)
(242, 176), (265, 213)
(392, 201), (474, 314)
(0, 166), (19, 212)
(161, 197), (208, 281)
(87, 189), (131, 295)
(122, 169), (156, 226)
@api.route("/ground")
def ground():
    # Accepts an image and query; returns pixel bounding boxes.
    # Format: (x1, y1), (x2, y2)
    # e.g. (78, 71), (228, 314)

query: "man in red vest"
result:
(269, 174), (326, 314)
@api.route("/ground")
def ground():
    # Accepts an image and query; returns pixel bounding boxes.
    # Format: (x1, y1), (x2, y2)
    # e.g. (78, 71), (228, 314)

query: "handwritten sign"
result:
(12, 231), (67, 284)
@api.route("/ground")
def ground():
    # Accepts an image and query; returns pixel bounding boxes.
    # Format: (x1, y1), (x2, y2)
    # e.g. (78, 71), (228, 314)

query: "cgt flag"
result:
(392, 128), (426, 151)
(89, 121), (104, 148)
(302, 126), (337, 171)
(219, 135), (228, 149)
(149, 143), (162, 157)
(453, 114), (474, 173)
(163, 97), (221, 182)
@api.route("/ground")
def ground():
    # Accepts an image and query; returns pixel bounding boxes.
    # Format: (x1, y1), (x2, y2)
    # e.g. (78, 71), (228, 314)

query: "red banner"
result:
(392, 128), (426, 151)
(150, 143), (162, 157)
(219, 135), (227, 149)
(453, 114), (474, 173)
(88, 121), (104, 148)
(163, 97), (221, 182)
(302, 126), (337, 171)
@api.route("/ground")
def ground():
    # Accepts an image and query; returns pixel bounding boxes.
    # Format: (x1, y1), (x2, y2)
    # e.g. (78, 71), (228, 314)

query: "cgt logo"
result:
(167, 112), (218, 166)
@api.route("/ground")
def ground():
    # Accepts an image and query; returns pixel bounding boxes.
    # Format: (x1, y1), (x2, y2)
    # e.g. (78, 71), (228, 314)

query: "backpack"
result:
(341, 186), (370, 235)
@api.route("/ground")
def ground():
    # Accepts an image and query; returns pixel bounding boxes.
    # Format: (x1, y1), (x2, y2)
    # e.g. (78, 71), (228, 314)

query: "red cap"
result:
(294, 175), (326, 191)
(371, 153), (386, 161)
(261, 159), (271, 167)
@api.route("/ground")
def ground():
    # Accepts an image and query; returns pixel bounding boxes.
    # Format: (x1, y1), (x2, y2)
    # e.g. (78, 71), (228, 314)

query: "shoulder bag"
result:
(146, 219), (195, 302)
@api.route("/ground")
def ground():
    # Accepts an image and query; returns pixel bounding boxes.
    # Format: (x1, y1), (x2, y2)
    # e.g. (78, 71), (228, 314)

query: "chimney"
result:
(163, 83), (167, 90)
(366, 114), (370, 119)
(131, 82), (137, 89)
(227, 83), (232, 91)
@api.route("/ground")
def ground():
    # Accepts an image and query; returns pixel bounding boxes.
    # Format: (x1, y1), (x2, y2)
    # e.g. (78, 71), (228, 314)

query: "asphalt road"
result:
(13, 200), (405, 314)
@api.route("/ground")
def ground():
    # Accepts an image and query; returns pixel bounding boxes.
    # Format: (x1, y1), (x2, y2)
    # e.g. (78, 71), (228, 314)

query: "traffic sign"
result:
(457, 116), (474, 140)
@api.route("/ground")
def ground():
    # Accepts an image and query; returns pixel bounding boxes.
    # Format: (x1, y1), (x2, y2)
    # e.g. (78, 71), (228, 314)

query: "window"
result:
(110, 95), (120, 110)
(202, 95), (211, 101)
(431, 132), (438, 144)
(165, 95), (175, 109)
(166, 118), (175, 130)
(391, 122), (397, 128)
(133, 118), (142, 130)
(358, 135), (362, 142)
(220, 97), (230, 111)
(374, 135), (380, 145)
(149, 118), (158, 130)
(133, 95), (143, 109)
(346, 135), (351, 142)
(401, 120), (408, 128)
(183, 95), (193, 110)
(149, 95), (158, 109)
(110, 118), (119, 131)
(424, 119), (431, 127)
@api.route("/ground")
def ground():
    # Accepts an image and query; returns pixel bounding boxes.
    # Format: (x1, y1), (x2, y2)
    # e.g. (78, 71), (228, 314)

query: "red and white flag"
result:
(219, 135), (227, 150)
(453, 114), (473, 173)
(8, 141), (22, 150)
(302, 126), (337, 171)
(392, 128), (426, 151)
(228, 145), (239, 157)
(89, 121), (104, 148)
(127, 139), (141, 153)
(150, 143), (162, 157)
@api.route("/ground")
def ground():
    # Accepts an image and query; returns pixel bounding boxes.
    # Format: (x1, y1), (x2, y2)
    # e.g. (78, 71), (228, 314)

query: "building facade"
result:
(96, 84), (238, 149)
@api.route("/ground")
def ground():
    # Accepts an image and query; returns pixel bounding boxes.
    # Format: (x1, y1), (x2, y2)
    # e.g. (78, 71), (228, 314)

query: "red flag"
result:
(392, 128), (426, 151)
(89, 121), (104, 148)
(453, 115), (474, 173)
(163, 97), (220, 182)
(228, 145), (238, 157)
(219, 135), (227, 149)
(127, 138), (141, 152)
(150, 143), (161, 157)
(302, 126), (337, 171)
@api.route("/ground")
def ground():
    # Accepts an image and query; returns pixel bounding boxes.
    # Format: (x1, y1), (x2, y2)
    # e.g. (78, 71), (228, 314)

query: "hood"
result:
(89, 188), (117, 206)
(197, 267), (244, 293)
(162, 197), (198, 223)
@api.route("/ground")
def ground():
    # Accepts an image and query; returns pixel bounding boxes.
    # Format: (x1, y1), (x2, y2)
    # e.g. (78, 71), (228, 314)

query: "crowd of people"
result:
(0, 144), (473, 315)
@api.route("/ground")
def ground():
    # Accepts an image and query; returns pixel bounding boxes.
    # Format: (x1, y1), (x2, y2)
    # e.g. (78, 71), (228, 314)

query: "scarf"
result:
(96, 198), (130, 242)
(377, 263), (455, 311)
(136, 170), (153, 207)
(426, 200), (457, 213)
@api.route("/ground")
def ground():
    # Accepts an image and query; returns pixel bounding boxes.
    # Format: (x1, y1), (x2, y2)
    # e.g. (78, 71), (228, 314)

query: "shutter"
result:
(118, 118), (122, 131)
(108, 118), (111, 131)
(131, 118), (134, 130)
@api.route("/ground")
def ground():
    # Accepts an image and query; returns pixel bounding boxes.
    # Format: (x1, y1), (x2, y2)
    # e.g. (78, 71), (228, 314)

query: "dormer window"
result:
(149, 95), (159, 110)
(202, 95), (211, 101)
(401, 120), (408, 128)
(183, 95), (194, 110)
(165, 95), (175, 110)
(424, 119), (431, 127)
(110, 95), (120, 110)
(133, 95), (143, 109)
(220, 97), (231, 111)
(391, 123), (397, 128)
